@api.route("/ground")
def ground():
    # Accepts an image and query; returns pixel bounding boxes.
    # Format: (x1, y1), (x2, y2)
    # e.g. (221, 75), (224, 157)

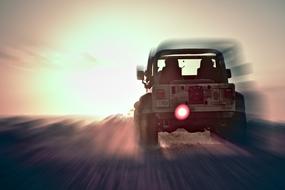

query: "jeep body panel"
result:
(152, 83), (235, 113)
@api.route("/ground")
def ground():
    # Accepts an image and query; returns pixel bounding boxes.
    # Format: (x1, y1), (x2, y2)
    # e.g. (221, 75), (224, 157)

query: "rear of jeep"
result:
(134, 42), (247, 147)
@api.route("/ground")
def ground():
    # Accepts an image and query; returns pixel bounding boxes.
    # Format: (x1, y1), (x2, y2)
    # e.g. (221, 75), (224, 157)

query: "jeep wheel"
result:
(215, 112), (247, 144)
(141, 113), (158, 146)
(134, 93), (158, 148)
(134, 111), (158, 147)
(213, 92), (247, 144)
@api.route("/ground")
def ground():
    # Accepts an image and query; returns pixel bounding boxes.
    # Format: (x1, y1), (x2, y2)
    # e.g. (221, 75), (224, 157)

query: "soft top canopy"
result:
(147, 39), (242, 75)
(145, 39), (241, 83)
(150, 39), (239, 58)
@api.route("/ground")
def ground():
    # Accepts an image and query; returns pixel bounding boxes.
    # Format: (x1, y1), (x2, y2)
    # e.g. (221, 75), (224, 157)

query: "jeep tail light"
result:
(174, 104), (190, 120)
(224, 88), (234, 99)
(156, 89), (166, 99)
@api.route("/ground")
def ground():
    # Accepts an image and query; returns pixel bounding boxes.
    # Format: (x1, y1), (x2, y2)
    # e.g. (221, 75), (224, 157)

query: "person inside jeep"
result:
(159, 57), (182, 83)
(197, 58), (217, 80)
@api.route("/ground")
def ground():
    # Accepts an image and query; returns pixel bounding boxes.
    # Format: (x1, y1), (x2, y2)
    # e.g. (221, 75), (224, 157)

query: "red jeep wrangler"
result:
(134, 40), (247, 146)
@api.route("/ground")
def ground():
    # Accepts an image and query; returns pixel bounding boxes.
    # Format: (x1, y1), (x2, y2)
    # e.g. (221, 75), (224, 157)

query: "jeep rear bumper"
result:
(155, 111), (235, 132)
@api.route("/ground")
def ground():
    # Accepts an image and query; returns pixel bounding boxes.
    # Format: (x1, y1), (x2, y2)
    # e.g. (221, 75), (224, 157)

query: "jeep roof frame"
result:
(141, 39), (239, 88)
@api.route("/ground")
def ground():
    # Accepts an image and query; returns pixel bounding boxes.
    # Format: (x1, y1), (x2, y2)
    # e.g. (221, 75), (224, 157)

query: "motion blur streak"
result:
(1, 115), (285, 189)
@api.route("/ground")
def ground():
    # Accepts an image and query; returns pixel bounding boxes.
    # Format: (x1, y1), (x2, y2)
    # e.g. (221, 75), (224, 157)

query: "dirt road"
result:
(0, 116), (284, 190)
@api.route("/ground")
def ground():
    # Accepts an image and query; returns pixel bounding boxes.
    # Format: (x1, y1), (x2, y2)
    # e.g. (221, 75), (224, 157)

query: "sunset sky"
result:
(0, 0), (284, 121)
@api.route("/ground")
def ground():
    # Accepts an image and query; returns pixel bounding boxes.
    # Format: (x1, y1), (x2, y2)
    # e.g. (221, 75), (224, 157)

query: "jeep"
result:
(134, 40), (247, 146)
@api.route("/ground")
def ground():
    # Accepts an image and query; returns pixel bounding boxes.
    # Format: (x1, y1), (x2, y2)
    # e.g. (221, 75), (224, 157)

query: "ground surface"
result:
(0, 115), (285, 190)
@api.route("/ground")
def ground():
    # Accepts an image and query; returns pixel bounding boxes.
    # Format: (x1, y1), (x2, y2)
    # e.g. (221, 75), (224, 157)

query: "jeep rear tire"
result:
(213, 92), (247, 144)
(134, 94), (158, 147)
(215, 112), (247, 144)
(138, 113), (158, 146)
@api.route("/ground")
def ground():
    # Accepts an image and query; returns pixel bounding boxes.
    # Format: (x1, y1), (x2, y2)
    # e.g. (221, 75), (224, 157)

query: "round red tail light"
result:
(174, 104), (190, 120)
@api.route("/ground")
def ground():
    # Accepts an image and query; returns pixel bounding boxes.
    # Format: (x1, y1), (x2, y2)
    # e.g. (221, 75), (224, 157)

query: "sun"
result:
(35, 39), (147, 116)
(30, 14), (158, 116)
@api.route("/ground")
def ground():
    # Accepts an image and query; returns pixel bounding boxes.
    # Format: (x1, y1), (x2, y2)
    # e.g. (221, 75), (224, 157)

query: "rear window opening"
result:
(157, 58), (217, 76)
